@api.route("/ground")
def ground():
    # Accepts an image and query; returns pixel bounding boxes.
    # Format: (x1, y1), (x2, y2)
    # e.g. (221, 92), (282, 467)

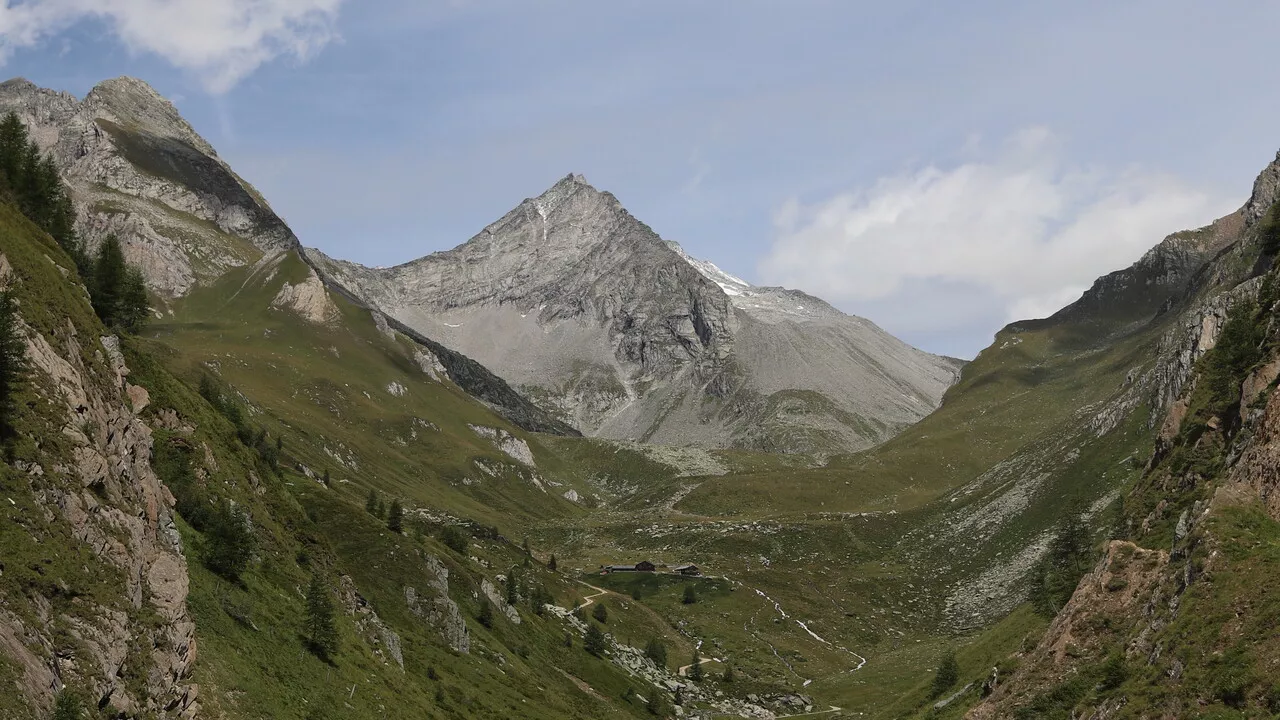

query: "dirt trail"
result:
(575, 581), (609, 608)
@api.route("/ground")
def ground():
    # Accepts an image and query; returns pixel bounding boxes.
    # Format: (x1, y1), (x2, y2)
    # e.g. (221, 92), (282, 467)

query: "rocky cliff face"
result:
(0, 76), (297, 297)
(308, 175), (961, 454)
(1, 242), (197, 717)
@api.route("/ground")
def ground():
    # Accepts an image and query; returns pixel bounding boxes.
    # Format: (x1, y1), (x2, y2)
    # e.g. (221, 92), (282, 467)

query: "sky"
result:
(2, 1), (1279, 358)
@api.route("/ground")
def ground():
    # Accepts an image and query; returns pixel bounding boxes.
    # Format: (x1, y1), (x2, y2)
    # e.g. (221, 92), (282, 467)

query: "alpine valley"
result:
(1, 75), (1279, 720)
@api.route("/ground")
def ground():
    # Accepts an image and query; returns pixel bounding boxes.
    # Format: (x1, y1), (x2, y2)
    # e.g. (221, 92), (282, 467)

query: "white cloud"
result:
(761, 128), (1236, 330)
(0, 0), (343, 93)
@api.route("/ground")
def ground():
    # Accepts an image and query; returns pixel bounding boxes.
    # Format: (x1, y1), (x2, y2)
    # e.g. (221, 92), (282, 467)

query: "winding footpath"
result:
(749, 585), (868, 678)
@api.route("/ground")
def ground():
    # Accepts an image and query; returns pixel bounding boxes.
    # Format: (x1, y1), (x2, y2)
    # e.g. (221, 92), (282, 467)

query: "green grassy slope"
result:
(0, 213), (699, 718)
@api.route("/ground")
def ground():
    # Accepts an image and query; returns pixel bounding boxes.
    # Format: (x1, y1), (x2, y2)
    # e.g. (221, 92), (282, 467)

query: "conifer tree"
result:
(387, 499), (403, 533)
(646, 690), (669, 716)
(305, 572), (338, 660)
(365, 489), (378, 515)
(321, 468), (330, 486)
(0, 112), (27, 184)
(441, 525), (468, 554)
(205, 502), (254, 580)
(0, 291), (26, 441)
(548, 554), (557, 572)
(689, 647), (703, 681)
(592, 602), (608, 624)
(644, 638), (667, 667)
(584, 623), (606, 656)
(929, 650), (959, 698)
(506, 569), (519, 605)
(87, 235), (148, 332)
(478, 598), (494, 628)
(682, 585), (697, 604)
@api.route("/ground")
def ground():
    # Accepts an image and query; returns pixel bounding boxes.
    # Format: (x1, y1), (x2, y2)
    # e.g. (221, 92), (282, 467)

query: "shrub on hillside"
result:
(441, 525), (468, 554)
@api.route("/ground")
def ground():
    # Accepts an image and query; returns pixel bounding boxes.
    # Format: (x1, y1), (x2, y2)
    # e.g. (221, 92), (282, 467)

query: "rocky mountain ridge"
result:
(0, 76), (576, 437)
(308, 174), (962, 454)
(0, 77), (296, 297)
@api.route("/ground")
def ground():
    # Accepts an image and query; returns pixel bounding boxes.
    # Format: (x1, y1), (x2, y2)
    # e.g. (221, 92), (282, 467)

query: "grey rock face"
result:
(405, 556), (471, 653)
(0, 76), (298, 296)
(11, 311), (197, 716)
(309, 175), (962, 453)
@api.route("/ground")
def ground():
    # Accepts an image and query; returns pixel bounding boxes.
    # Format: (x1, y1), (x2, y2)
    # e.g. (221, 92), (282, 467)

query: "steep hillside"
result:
(0, 76), (573, 438)
(961, 159), (1280, 719)
(307, 174), (961, 454)
(0, 179), (755, 719)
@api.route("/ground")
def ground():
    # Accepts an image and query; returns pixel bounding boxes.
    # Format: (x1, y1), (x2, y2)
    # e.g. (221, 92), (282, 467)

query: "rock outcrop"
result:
(11, 316), (198, 716)
(404, 555), (470, 654)
(308, 175), (962, 454)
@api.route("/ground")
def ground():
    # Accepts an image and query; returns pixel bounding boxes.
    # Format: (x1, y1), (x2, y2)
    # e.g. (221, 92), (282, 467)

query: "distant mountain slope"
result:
(307, 174), (962, 454)
(0, 76), (572, 436)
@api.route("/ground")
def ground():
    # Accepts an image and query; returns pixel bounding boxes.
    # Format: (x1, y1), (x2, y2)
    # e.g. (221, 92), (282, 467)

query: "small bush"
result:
(930, 650), (959, 698)
(1097, 651), (1127, 691)
(52, 690), (82, 720)
(1208, 647), (1255, 709)
(592, 602), (609, 623)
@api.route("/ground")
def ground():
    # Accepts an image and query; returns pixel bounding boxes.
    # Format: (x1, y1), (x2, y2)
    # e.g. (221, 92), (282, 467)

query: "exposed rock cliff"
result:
(0, 244), (197, 717)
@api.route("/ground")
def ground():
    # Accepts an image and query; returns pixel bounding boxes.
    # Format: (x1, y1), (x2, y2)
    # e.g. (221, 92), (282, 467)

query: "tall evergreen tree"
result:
(118, 266), (150, 332)
(547, 554), (557, 572)
(89, 235), (125, 323)
(0, 291), (26, 441)
(689, 647), (704, 681)
(584, 623), (606, 656)
(387, 499), (403, 533)
(204, 502), (255, 580)
(0, 112), (27, 185)
(365, 489), (378, 515)
(645, 638), (667, 667)
(305, 572), (339, 660)
(929, 650), (959, 698)
(506, 569), (519, 605)
(1032, 513), (1092, 616)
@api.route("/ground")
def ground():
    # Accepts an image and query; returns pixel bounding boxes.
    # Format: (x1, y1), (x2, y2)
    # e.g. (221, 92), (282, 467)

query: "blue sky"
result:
(3, 1), (1279, 357)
